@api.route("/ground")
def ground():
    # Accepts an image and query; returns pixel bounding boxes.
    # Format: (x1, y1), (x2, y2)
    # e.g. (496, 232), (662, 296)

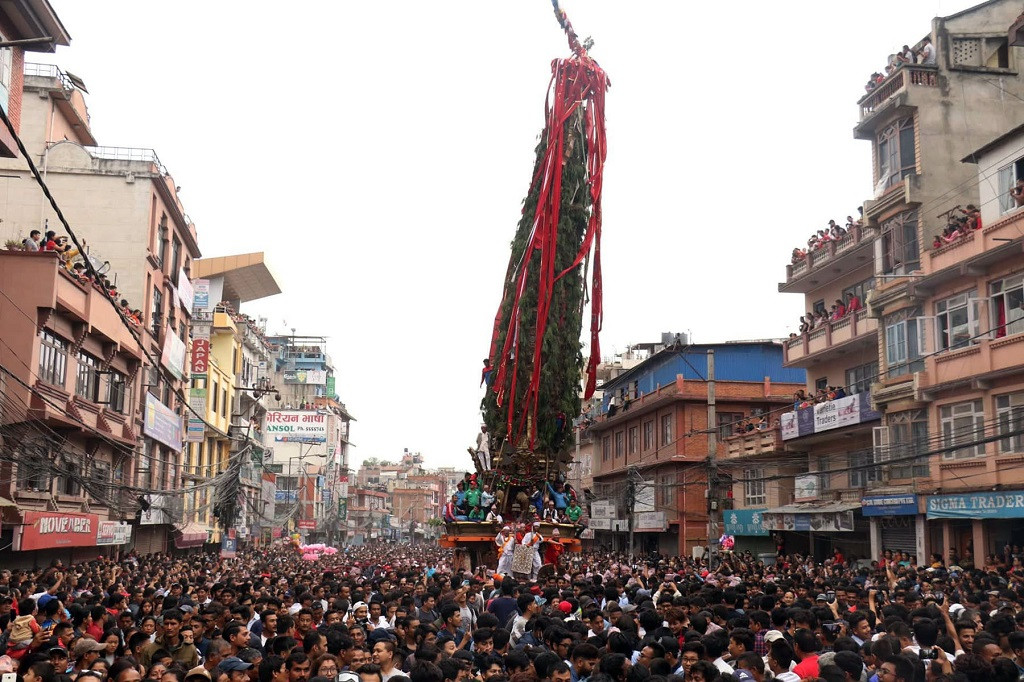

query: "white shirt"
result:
(922, 42), (936, 65)
(714, 658), (734, 674)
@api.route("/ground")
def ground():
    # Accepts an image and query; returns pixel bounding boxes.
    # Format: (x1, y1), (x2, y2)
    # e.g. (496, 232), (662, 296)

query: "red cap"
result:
(530, 585), (542, 595)
(559, 600), (572, 613)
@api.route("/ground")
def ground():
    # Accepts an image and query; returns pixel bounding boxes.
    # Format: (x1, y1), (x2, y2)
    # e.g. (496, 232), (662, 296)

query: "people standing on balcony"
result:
(920, 37), (936, 66)
(791, 248), (806, 264)
(831, 299), (847, 321)
(41, 230), (58, 251)
(22, 230), (41, 251)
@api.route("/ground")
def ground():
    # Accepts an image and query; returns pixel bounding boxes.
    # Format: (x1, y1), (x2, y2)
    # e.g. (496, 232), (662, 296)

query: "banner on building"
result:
(635, 511), (667, 532)
(193, 279), (210, 311)
(926, 491), (1024, 519)
(265, 410), (328, 442)
(185, 388), (207, 443)
(326, 375), (336, 397)
(724, 508), (769, 536)
(781, 392), (880, 441)
(297, 520), (316, 530)
(177, 270), (194, 315)
(590, 500), (615, 519)
(275, 490), (298, 503)
(589, 518), (612, 530)
(794, 475), (821, 501)
(190, 338), (210, 376)
(18, 511), (98, 551)
(96, 521), (132, 546)
(862, 494), (919, 517)
(761, 511), (855, 532)
(161, 330), (187, 380)
(283, 369), (327, 385)
(144, 393), (183, 452)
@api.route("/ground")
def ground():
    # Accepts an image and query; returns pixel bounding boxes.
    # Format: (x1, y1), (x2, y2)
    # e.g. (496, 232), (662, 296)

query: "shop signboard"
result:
(589, 518), (612, 530)
(724, 508), (769, 536)
(18, 511), (98, 550)
(266, 410), (328, 442)
(326, 376), (336, 397)
(297, 520), (316, 530)
(185, 388), (206, 443)
(762, 511), (855, 532)
(283, 370), (327, 385)
(781, 393), (880, 441)
(161, 330), (187, 380)
(926, 491), (1024, 519)
(190, 338), (210, 376)
(192, 279), (210, 311)
(177, 269), (194, 315)
(862, 494), (919, 517)
(635, 511), (667, 532)
(590, 500), (615, 519)
(221, 537), (237, 558)
(96, 521), (132, 546)
(144, 393), (183, 452)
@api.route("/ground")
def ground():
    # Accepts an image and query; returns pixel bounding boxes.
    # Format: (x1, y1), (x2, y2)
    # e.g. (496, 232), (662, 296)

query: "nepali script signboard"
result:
(265, 410), (328, 443)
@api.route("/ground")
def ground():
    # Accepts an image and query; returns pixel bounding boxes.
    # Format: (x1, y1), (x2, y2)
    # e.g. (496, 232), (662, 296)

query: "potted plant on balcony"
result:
(4, 239), (24, 251)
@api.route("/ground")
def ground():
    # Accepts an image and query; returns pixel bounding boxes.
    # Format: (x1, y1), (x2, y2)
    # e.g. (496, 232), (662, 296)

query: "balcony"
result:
(784, 310), (878, 367)
(920, 332), (1024, 399)
(780, 224), (877, 293)
(724, 427), (784, 460)
(855, 65), (938, 133)
(917, 211), (1024, 286)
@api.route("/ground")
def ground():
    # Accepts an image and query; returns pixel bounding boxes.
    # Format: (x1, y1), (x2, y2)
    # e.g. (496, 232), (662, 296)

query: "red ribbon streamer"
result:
(489, 29), (609, 451)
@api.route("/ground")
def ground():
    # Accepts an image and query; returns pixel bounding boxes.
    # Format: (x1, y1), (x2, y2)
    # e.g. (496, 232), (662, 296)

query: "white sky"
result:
(34, 0), (977, 472)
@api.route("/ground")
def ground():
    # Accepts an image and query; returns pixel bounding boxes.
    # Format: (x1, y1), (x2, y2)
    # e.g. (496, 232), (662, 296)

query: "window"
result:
(18, 446), (50, 492)
(171, 238), (181, 277)
(38, 331), (68, 387)
(849, 449), (881, 488)
(877, 117), (916, 189)
(846, 362), (878, 395)
(941, 400), (986, 459)
(614, 431), (624, 458)
(815, 377), (828, 391)
(718, 412), (743, 440)
(642, 420), (654, 451)
(156, 216), (168, 267)
(991, 274), (1024, 338)
(627, 426), (638, 455)
(816, 456), (831, 491)
(951, 36), (1009, 68)
(996, 392), (1024, 454)
(0, 44), (11, 114)
(935, 291), (979, 350)
(743, 469), (766, 506)
(151, 287), (163, 336)
(137, 440), (152, 488)
(91, 460), (110, 487)
(657, 472), (674, 506)
(884, 308), (923, 377)
(602, 436), (611, 462)
(107, 370), (128, 413)
(660, 414), (672, 447)
(212, 380), (219, 414)
(887, 410), (930, 478)
(57, 453), (80, 495)
(75, 351), (101, 401)
(842, 277), (877, 309)
(222, 388), (229, 418)
(881, 210), (920, 276)
(998, 158), (1024, 214)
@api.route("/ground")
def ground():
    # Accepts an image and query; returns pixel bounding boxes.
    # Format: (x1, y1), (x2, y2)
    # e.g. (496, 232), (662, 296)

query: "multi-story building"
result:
(347, 487), (390, 543)
(0, 251), (142, 564)
(180, 253), (281, 549)
(588, 341), (804, 556)
(757, 1), (1024, 563)
(0, 62), (204, 554)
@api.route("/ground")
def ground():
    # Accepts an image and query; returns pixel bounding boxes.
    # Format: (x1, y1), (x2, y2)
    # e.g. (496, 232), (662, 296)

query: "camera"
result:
(826, 591), (836, 604)
(933, 591), (944, 604)
(917, 648), (939, 661)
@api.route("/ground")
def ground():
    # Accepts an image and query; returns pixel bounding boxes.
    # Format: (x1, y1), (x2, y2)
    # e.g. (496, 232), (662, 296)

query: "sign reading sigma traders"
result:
(927, 491), (1024, 519)
(265, 410), (328, 442)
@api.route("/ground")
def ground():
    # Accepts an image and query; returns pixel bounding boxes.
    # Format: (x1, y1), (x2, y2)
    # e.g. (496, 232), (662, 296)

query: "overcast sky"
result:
(35, 0), (977, 472)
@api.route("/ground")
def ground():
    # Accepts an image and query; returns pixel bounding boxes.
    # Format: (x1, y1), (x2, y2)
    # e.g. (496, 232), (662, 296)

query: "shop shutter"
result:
(132, 526), (166, 556)
(880, 516), (916, 555)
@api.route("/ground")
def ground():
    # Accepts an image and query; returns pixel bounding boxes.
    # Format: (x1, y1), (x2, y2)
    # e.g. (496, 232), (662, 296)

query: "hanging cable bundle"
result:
(483, 1), (609, 459)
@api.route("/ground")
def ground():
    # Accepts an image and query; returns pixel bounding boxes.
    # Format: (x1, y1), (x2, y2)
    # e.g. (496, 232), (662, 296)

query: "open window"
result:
(997, 157), (1024, 214)
(881, 210), (920, 276)
(991, 274), (1024, 337)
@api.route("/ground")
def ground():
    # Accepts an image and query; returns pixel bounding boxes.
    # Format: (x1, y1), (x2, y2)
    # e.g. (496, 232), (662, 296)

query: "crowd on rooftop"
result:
(790, 216), (863, 266)
(931, 206), (981, 250)
(793, 386), (848, 410)
(788, 294), (863, 339)
(863, 37), (936, 93)
(14, 229), (145, 328)
(4, 535), (1024, 682)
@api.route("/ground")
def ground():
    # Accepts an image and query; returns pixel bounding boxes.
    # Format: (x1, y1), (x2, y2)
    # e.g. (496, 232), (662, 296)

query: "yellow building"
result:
(180, 254), (280, 550)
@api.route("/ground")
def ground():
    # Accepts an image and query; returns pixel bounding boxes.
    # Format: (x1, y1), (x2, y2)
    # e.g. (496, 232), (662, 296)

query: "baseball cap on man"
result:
(218, 657), (252, 672)
(73, 639), (106, 658)
(763, 630), (786, 643)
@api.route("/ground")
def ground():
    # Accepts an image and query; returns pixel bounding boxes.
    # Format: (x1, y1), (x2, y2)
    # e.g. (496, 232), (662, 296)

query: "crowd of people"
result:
(863, 37), (936, 93)
(790, 216), (862, 266)
(793, 386), (848, 410)
(1, 539), (1023, 682)
(444, 476), (584, 530)
(16, 229), (146, 328)
(789, 294), (863, 339)
(931, 206), (981, 250)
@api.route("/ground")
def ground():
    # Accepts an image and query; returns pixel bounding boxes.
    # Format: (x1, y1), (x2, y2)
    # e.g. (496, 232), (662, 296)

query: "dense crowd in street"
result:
(1, 541), (1023, 682)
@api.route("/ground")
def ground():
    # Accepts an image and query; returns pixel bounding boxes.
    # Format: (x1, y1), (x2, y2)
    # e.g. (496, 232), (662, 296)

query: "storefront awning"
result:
(175, 523), (211, 549)
(761, 502), (861, 533)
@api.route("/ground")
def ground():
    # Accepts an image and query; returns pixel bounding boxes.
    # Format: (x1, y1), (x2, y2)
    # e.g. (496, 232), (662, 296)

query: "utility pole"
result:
(706, 349), (718, 570)
(626, 468), (636, 559)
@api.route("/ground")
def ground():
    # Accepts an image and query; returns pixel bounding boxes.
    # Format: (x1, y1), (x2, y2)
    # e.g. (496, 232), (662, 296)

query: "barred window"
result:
(38, 331), (68, 387)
